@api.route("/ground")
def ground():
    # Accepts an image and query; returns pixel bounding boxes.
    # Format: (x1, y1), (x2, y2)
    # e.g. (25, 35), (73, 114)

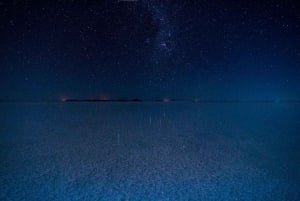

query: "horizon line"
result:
(1, 98), (300, 103)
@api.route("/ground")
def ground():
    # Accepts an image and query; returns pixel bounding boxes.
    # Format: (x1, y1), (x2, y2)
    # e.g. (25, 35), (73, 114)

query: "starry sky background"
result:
(0, 0), (300, 101)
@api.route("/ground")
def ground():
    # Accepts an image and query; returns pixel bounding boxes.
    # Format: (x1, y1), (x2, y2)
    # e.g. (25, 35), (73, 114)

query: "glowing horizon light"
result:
(98, 95), (111, 101)
(60, 97), (68, 102)
(163, 98), (171, 102)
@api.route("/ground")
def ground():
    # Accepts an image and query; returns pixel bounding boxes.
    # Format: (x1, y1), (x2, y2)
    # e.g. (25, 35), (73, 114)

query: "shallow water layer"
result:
(0, 102), (299, 200)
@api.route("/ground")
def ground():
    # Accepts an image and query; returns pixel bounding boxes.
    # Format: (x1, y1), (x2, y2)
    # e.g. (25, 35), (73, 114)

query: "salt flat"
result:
(0, 102), (299, 200)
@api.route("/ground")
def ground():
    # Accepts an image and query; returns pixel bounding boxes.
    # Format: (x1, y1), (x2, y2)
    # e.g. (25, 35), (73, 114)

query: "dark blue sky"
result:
(0, 0), (300, 100)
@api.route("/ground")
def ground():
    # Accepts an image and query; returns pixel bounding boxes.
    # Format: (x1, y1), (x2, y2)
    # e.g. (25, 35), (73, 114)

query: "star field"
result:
(0, 0), (299, 101)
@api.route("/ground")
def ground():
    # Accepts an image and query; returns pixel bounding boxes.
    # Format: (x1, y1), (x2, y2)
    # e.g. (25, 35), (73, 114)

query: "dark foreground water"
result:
(0, 102), (299, 200)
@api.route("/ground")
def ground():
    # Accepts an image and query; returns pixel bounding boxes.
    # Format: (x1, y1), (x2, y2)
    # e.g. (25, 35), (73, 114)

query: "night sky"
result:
(1, 0), (300, 101)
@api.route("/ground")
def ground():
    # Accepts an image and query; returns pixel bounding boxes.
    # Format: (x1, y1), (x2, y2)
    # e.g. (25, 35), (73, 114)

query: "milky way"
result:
(137, 0), (177, 89)
(147, 2), (174, 57)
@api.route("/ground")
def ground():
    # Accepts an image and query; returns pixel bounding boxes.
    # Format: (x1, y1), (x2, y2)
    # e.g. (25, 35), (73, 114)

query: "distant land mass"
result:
(1, 98), (299, 103)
